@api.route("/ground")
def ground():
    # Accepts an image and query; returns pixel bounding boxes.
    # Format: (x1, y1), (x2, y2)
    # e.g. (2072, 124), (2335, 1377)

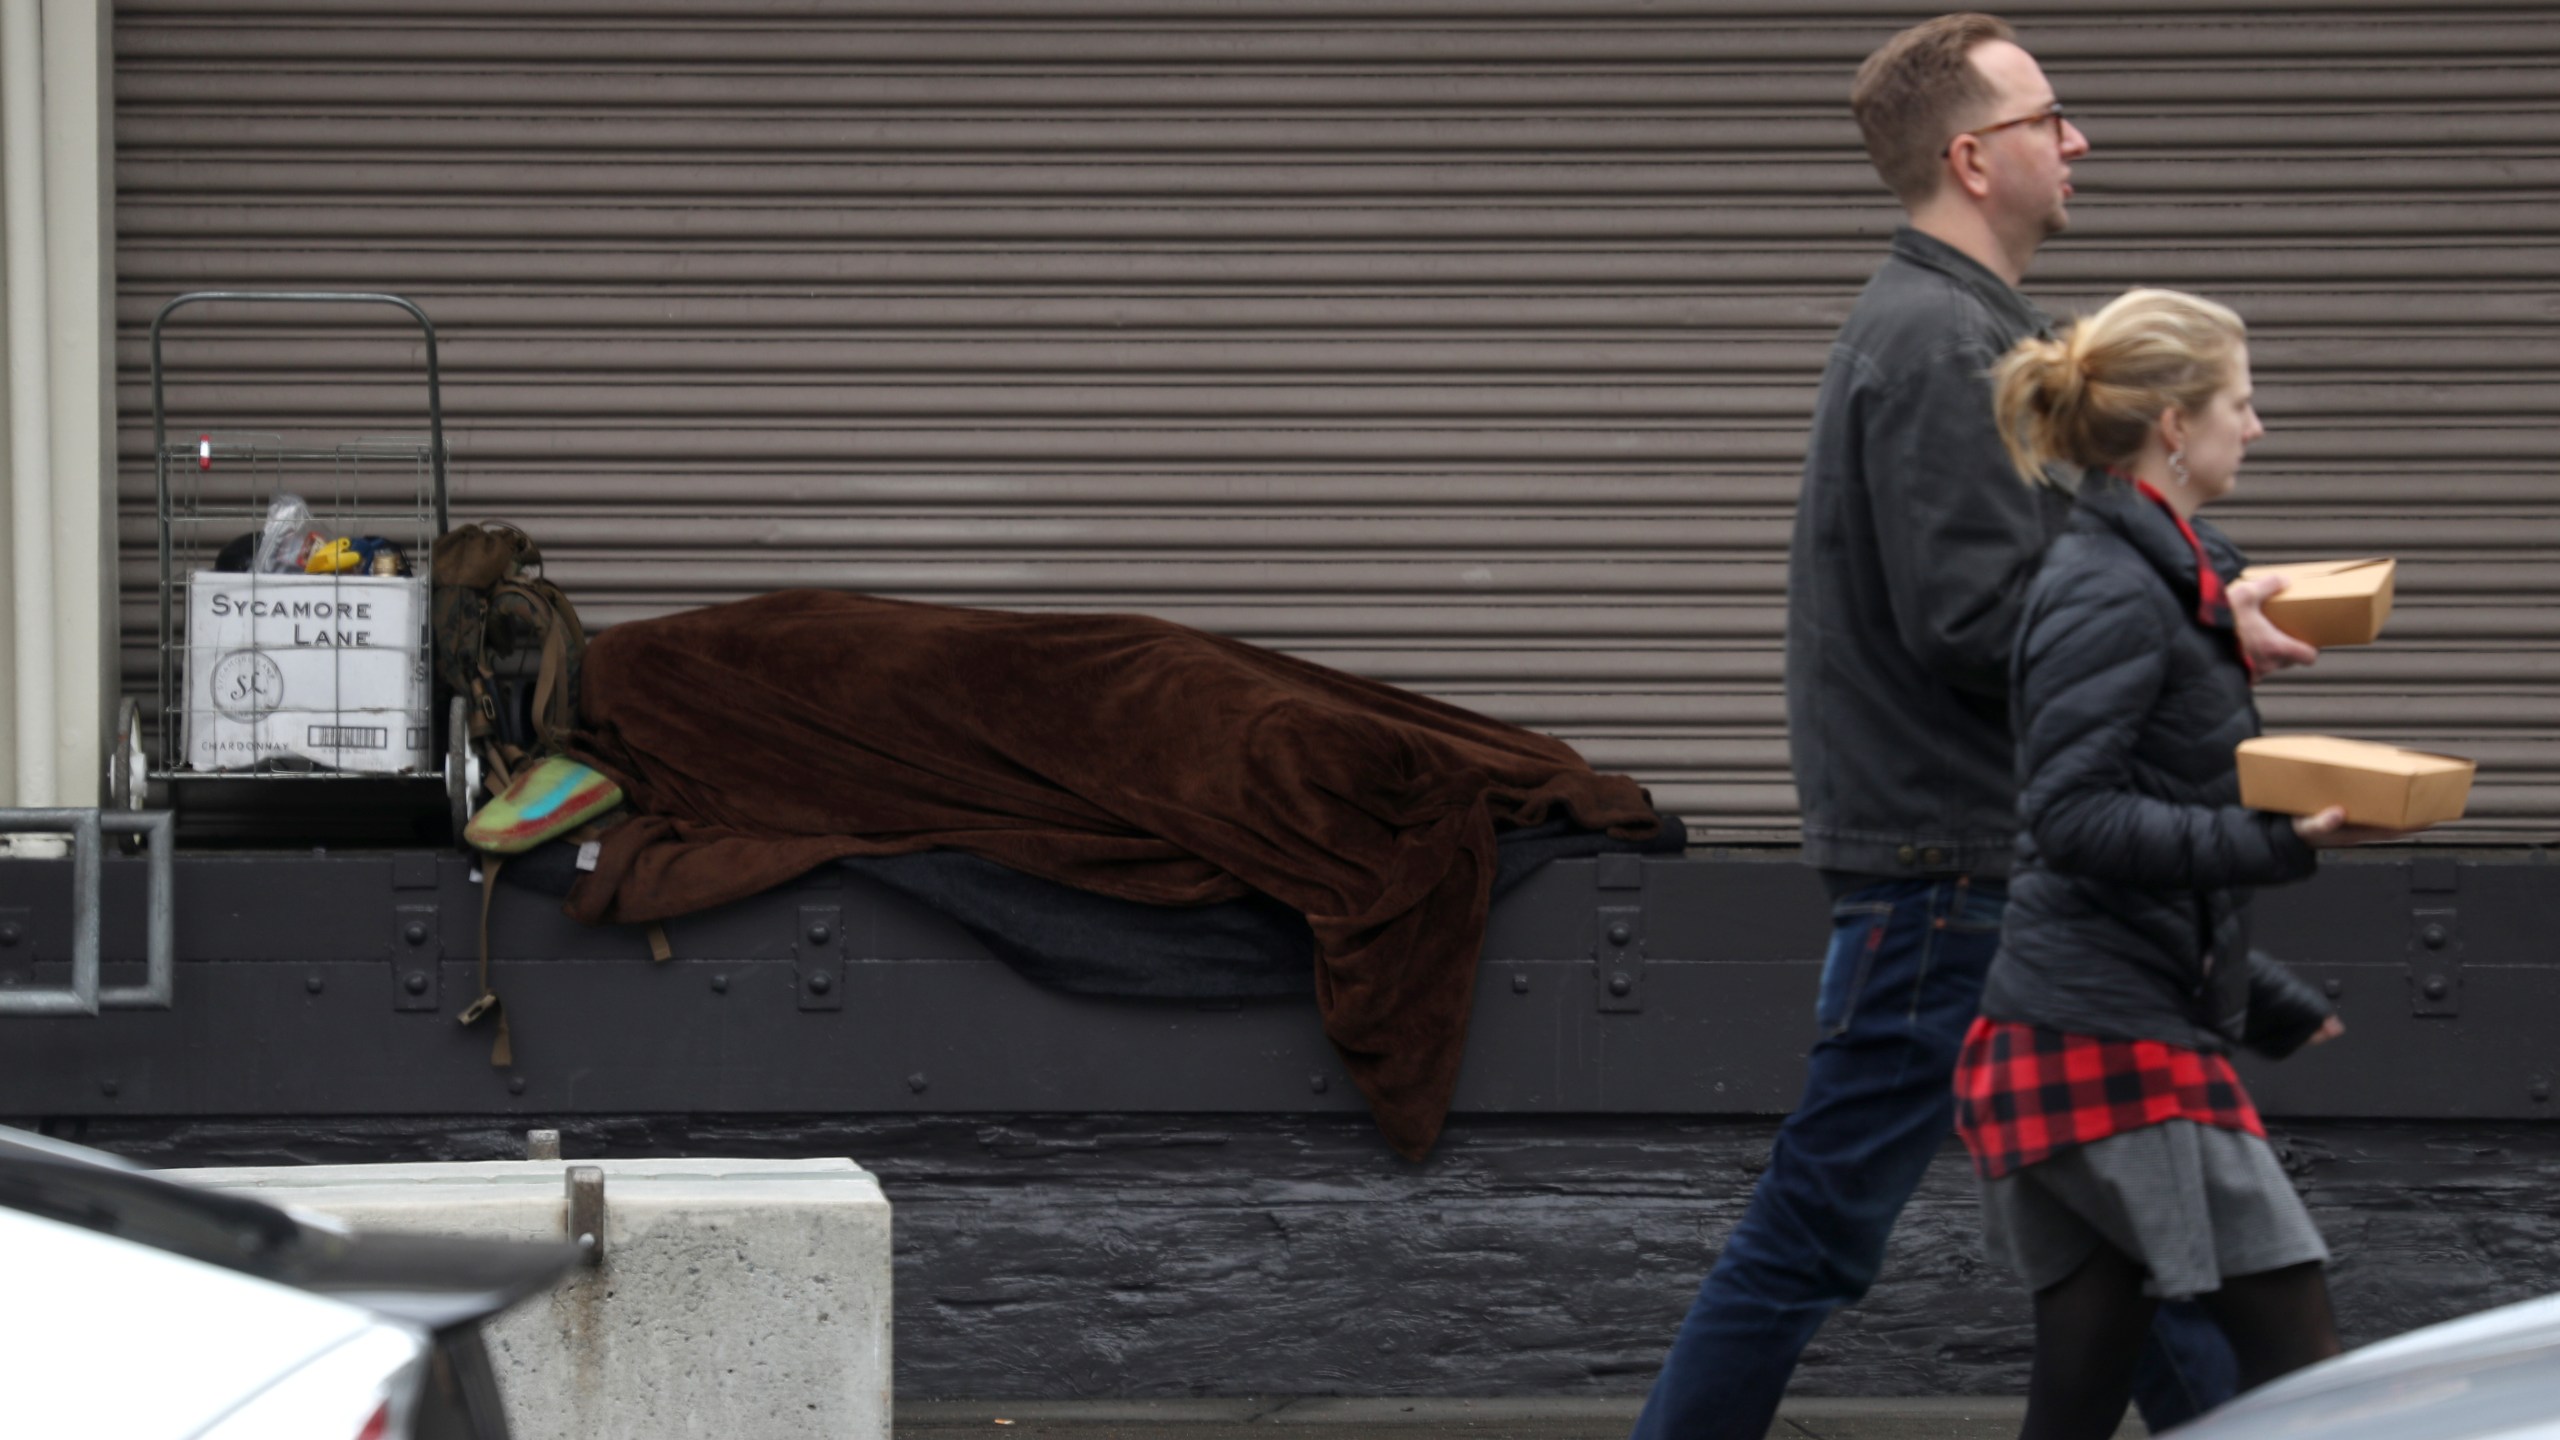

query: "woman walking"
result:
(1963, 288), (2400, 1440)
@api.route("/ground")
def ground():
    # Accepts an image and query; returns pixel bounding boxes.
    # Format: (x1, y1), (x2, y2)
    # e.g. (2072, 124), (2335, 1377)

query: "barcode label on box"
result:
(307, 725), (390, 750)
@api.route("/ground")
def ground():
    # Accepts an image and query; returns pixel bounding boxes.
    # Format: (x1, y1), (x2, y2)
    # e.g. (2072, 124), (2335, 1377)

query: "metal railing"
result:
(0, 810), (175, 1015)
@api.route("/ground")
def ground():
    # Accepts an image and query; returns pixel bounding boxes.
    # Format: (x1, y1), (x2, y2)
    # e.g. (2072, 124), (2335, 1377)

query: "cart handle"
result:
(149, 291), (449, 537)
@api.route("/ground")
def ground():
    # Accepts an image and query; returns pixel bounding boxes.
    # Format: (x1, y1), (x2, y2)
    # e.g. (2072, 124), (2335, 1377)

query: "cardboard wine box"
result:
(2236, 734), (2474, 830)
(2234, 557), (2395, 647)
(183, 572), (433, 774)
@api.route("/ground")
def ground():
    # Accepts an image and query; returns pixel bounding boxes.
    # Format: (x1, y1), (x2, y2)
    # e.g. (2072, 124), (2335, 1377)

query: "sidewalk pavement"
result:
(900, 1397), (2146, 1440)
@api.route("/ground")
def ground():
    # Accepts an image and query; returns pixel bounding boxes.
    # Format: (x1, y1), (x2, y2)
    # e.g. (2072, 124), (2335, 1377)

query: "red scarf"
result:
(2131, 475), (2255, 681)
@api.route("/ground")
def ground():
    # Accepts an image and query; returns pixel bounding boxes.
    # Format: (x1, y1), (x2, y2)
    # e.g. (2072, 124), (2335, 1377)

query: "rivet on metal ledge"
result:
(1609, 972), (1633, 997)
(2323, 978), (2343, 998)
(1309, 1073), (1329, 1094)
(1512, 972), (1530, 994)
(404, 971), (430, 995)
(906, 1072), (929, 1094)
(404, 921), (430, 946)
(306, 975), (325, 994)
(710, 974), (729, 994)
(508, 1075), (528, 1096)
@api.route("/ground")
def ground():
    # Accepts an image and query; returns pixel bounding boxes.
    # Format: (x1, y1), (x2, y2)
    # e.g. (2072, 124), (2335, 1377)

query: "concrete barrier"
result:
(172, 1156), (890, 1440)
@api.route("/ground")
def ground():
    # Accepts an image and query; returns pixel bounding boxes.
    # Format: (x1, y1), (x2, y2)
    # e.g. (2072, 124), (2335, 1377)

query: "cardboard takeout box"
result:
(2236, 734), (2474, 830)
(2235, 557), (2395, 647)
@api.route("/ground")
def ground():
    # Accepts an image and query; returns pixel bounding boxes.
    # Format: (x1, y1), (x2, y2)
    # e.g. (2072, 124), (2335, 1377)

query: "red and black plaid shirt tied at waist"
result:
(1954, 1017), (2266, 1180)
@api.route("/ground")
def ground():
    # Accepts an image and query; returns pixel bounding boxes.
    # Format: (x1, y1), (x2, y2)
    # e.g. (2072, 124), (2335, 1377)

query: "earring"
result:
(2168, 449), (2191, 487)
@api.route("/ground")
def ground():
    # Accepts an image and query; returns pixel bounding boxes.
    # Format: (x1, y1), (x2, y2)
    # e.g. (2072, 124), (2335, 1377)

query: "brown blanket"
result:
(563, 591), (1663, 1156)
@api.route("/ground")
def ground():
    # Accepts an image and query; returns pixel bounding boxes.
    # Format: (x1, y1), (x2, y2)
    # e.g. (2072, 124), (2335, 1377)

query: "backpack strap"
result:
(464, 675), (526, 796)
(523, 577), (587, 753)
(457, 855), (515, 1068)
(531, 607), (570, 749)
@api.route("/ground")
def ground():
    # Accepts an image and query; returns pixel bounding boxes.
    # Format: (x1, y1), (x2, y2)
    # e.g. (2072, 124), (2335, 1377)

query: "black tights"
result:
(2018, 1247), (2341, 1440)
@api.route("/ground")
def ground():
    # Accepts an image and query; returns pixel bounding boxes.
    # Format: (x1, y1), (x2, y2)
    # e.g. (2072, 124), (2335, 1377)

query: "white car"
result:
(0, 1126), (576, 1439)
(2170, 1289), (2560, 1440)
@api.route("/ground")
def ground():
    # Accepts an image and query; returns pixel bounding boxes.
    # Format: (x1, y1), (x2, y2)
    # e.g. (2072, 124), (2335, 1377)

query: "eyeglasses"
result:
(1941, 102), (2069, 157)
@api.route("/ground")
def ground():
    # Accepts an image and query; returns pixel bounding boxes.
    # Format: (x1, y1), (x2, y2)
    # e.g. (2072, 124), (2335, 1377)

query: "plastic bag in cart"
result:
(253, 492), (330, 574)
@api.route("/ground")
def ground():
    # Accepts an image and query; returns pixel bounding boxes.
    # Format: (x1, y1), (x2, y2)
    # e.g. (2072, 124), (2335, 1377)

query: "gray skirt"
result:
(1977, 1120), (2328, 1300)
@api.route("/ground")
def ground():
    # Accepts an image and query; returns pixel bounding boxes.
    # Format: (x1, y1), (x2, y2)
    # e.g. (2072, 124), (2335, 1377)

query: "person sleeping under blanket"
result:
(541, 589), (1674, 1159)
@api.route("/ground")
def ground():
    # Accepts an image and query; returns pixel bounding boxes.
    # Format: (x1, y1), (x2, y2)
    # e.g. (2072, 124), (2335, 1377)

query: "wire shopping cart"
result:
(138, 291), (466, 844)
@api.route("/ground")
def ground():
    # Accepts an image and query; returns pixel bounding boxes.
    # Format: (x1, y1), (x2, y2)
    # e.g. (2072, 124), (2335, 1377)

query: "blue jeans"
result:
(1629, 878), (2237, 1440)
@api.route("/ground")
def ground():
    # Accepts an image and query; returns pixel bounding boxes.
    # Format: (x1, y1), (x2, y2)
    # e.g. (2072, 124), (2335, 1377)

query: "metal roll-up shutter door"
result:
(114, 3), (2560, 841)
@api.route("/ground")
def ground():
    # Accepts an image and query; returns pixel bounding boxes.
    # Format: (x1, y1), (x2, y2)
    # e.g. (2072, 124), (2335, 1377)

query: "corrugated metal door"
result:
(114, 2), (2560, 840)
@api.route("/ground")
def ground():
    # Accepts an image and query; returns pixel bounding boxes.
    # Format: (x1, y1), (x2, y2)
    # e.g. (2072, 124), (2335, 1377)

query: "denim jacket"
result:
(1785, 227), (2074, 879)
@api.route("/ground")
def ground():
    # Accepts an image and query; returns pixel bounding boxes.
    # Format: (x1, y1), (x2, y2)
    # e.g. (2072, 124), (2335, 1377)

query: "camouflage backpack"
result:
(432, 522), (597, 1067)
(430, 523), (587, 795)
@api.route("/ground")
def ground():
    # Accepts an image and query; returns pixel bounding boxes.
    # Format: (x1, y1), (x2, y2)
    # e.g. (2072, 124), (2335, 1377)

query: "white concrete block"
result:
(169, 1157), (890, 1440)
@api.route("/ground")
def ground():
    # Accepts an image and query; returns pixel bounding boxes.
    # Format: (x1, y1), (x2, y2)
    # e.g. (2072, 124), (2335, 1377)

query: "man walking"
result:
(1631, 15), (2315, 1440)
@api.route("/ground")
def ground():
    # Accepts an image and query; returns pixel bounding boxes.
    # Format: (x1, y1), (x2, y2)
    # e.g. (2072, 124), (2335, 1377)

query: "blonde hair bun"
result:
(1992, 288), (2247, 486)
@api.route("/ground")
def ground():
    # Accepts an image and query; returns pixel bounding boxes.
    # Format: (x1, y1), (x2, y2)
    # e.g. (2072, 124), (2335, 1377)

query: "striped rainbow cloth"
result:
(464, 755), (624, 854)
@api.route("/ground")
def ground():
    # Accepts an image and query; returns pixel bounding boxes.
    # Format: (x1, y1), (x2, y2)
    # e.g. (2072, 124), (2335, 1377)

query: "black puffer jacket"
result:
(1979, 473), (2332, 1057)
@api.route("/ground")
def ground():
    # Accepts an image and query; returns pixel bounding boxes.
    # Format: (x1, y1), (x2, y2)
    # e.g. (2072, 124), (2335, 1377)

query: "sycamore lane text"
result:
(206, 591), (388, 648)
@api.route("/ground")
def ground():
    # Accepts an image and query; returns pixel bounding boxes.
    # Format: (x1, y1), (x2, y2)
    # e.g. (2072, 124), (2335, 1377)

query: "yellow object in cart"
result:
(303, 537), (363, 573)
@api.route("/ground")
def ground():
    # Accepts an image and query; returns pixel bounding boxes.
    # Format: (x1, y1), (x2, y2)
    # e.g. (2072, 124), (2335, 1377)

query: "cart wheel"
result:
(108, 697), (147, 812)
(447, 694), (482, 846)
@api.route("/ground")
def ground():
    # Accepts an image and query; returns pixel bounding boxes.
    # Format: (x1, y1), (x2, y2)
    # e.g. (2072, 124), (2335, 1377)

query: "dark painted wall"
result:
(37, 1113), (2560, 1399)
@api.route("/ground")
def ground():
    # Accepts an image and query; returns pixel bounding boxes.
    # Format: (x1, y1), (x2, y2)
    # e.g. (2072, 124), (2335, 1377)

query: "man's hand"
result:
(2230, 573), (2318, 677)
(2293, 806), (2418, 848)
(2306, 1015), (2346, 1046)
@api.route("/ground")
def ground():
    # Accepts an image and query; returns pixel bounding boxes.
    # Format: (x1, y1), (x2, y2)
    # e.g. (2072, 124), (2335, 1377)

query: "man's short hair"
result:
(1850, 12), (2016, 205)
